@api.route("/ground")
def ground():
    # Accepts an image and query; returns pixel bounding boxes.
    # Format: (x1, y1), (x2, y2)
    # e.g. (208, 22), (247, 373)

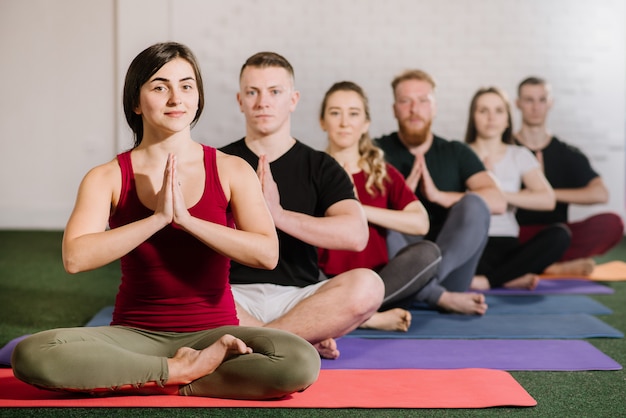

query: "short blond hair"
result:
(391, 69), (436, 98)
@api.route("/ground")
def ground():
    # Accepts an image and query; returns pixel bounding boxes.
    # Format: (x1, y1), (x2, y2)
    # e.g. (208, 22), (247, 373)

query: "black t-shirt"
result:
(375, 132), (485, 237)
(220, 139), (356, 287)
(515, 136), (599, 225)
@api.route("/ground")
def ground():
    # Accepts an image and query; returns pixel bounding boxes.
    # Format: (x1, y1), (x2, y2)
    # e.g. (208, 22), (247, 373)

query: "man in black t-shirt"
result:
(220, 52), (384, 359)
(514, 76), (623, 276)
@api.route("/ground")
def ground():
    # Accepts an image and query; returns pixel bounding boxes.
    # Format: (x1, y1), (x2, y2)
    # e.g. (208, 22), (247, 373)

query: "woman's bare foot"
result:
(314, 338), (340, 360)
(437, 291), (488, 315)
(544, 258), (596, 276)
(166, 334), (252, 385)
(504, 273), (540, 290)
(360, 308), (412, 332)
(470, 275), (490, 291)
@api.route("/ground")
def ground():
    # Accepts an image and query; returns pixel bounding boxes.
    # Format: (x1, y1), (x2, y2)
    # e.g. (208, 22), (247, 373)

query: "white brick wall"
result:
(173, 0), (625, 221)
(1, 0), (623, 228)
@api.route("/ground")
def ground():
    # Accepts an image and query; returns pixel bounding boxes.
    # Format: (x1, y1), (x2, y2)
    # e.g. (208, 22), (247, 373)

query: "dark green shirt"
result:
(375, 132), (485, 237)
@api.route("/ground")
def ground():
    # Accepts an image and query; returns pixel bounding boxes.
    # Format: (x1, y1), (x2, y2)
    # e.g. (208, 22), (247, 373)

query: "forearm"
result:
(555, 188), (608, 205)
(274, 208), (368, 251)
(428, 189), (466, 209)
(504, 189), (555, 211)
(178, 216), (278, 270)
(473, 187), (507, 214)
(62, 215), (167, 274)
(363, 205), (429, 236)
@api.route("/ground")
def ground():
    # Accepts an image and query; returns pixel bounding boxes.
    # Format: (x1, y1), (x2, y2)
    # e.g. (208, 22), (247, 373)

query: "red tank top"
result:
(109, 145), (238, 331)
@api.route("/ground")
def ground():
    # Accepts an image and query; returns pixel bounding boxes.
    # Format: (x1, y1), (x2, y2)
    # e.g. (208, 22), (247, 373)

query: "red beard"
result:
(399, 117), (432, 147)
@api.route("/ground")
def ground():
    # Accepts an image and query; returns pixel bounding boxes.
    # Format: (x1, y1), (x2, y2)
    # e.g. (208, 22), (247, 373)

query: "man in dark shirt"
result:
(220, 51), (384, 359)
(376, 69), (506, 315)
(514, 76), (623, 275)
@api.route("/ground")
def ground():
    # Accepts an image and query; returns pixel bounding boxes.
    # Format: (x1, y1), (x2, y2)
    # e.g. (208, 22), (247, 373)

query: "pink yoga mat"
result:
(0, 368), (536, 408)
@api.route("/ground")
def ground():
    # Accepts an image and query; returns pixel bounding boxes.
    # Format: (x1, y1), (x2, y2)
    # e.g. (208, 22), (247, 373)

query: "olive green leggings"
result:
(12, 325), (320, 400)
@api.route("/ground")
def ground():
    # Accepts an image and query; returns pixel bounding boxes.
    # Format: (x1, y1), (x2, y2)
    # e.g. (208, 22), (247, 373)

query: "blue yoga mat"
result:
(85, 306), (114, 327)
(412, 295), (612, 315)
(322, 339), (622, 371)
(346, 313), (623, 339)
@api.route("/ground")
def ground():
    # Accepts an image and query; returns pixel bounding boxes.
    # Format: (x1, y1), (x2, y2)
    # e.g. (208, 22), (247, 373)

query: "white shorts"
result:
(231, 281), (328, 324)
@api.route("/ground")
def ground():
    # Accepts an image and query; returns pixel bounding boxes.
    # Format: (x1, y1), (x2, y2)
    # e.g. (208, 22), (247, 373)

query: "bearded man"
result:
(375, 69), (505, 315)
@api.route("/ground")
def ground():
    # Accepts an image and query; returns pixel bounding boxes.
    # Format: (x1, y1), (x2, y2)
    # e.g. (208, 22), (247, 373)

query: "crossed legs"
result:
(233, 268), (384, 359)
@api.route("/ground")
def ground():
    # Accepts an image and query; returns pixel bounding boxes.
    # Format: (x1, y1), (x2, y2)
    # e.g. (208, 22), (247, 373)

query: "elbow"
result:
(62, 241), (85, 274)
(62, 257), (82, 275)
(349, 227), (370, 252)
(412, 216), (430, 236)
(491, 199), (507, 215)
(258, 240), (279, 270)
(264, 248), (280, 270)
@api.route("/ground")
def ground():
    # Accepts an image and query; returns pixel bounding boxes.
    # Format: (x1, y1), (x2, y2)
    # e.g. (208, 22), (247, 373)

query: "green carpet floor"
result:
(0, 230), (625, 417)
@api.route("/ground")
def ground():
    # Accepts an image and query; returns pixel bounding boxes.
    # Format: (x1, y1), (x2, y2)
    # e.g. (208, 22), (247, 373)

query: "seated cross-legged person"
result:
(464, 87), (570, 290)
(11, 42), (320, 399)
(220, 52), (385, 359)
(318, 81), (441, 332)
(514, 76), (624, 276)
(376, 69), (508, 315)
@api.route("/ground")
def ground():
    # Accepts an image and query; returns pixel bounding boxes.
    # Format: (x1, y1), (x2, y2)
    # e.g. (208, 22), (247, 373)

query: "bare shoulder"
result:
(82, 158), (121, 184)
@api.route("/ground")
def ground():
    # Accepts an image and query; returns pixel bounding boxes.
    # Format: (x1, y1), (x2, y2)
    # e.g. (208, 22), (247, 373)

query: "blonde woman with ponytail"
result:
(319, 81), (441, 331)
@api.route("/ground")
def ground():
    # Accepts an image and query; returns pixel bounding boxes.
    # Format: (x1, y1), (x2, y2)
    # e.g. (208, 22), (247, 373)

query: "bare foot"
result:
(504, 273), (540, 290)
(166, 334), (252, 385)
(360, 309), (412, 332)
(470, 275), (490, 291)
(544, 258), (596, 276)
(437, 291), (488, 315)
(314, 338), (340, 360)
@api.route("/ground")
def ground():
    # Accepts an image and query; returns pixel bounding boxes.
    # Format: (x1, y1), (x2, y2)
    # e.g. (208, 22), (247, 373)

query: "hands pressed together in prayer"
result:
(256, 154), (285, 224)
(406, 153), (440, 203)
(155, 153), (192, 228)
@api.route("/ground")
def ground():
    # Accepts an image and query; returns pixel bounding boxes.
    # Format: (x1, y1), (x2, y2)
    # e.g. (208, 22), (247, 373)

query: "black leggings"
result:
(477, 224), (571, 288)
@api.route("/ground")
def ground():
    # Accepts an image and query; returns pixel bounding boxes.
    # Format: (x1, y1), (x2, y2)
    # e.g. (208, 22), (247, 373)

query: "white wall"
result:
(1, 0), (624, 229)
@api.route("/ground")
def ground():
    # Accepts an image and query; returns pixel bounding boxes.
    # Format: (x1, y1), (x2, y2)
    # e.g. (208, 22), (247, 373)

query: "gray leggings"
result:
(12, 325), (320, 400)
(388, 193), (490, 306)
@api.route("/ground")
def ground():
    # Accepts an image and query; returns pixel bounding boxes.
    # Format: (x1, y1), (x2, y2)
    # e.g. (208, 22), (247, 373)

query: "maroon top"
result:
(319, 164), (417, 275)
(109, 145), (238, 331)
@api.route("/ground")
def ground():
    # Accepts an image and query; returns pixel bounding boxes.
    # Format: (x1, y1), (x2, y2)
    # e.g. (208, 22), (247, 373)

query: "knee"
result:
(603, 213), (624, 237)
(455, 194), (490, 227)
(351, 269), (385, 310)
(256, 331), (321, 397)
(11, 334), (48, 386)
(553, 223), (572, 247)
(278, 336), (321, 393)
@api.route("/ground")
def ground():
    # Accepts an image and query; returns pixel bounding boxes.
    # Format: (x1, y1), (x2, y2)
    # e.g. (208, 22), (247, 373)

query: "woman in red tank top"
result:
(12, 42), (319, 400)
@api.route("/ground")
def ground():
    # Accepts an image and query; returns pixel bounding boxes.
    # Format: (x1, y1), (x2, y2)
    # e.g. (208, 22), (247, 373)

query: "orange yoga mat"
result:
(0, 368), (536, 408)
(541, 260), (626, 281)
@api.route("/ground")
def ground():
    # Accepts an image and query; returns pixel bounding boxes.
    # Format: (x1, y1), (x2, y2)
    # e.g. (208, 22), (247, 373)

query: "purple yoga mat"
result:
(482, 279), (614, 295)
(322, 338), (622, 371)
(0, 335), (30, 367)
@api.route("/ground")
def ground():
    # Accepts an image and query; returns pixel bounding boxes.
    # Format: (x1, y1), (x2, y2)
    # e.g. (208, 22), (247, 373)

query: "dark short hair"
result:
(464, 86), (513, 145)
(517, 76), (548, 97)
(123, 42), (204, 147)
(239, 51), (294, 82)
